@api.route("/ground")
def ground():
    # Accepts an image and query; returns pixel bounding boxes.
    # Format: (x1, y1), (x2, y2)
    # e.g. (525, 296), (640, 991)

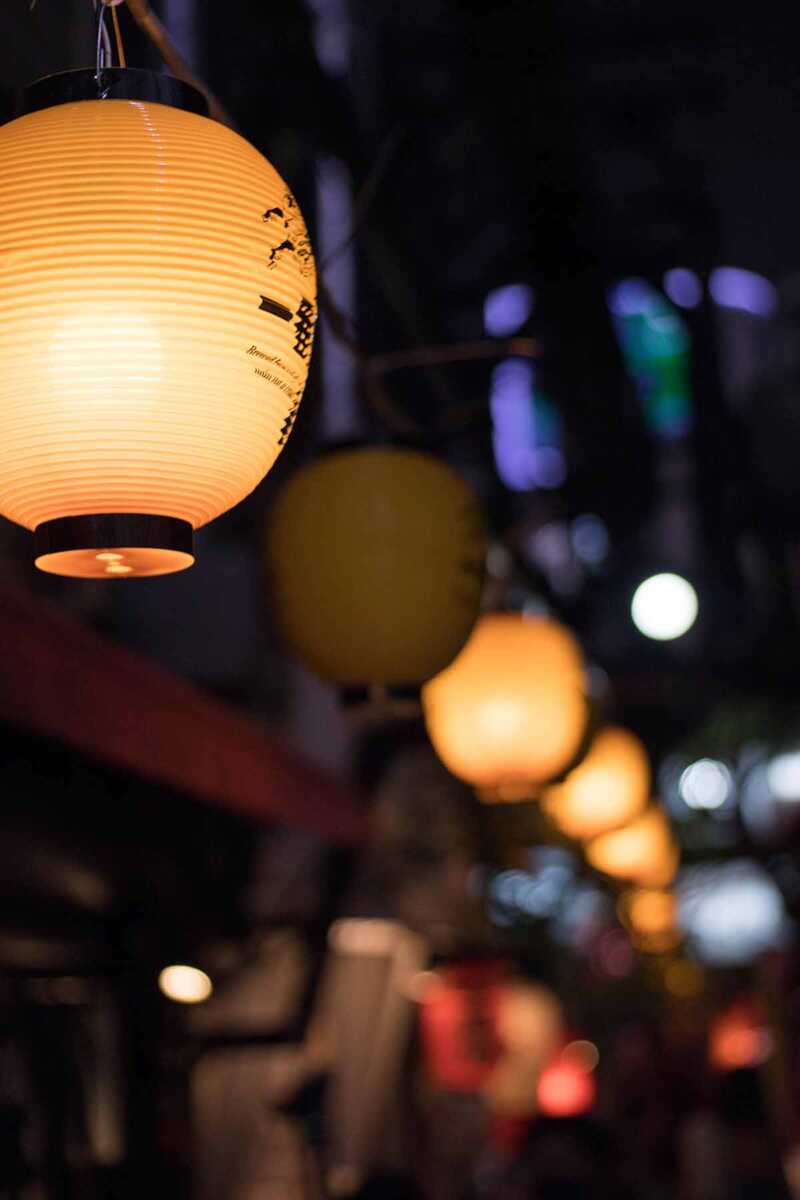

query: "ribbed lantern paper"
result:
(422, 613), (588, 799)
(0, 72), (316, 577)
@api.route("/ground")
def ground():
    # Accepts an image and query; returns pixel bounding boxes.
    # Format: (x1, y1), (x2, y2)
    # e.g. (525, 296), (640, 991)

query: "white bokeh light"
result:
(678, 861), (788, 966)
(679, 758), (733, 811)
(766, 751), (800, 802)
(631, 573), (698, 641)
(158, 964), (213, 1004)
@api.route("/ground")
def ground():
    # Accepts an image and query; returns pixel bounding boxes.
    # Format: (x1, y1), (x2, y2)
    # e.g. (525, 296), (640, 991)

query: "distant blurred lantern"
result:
(709, 997), (772, 1072)
(586, 808), (679, 888)
(267, 446), (485, 690)
(537, 1043), (597, 1118)
(418, 961), (562, 1114)
(418, 961), (505, 1093)
(422, 613), (588, 798)
(542, 726), (650, 840)
(0, 69), (315, 577)
(618, 888), (682, 954)
(483, 981), (563, 1117)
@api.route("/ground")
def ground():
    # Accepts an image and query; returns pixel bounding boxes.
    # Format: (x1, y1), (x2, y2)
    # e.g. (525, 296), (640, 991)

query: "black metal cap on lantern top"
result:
(20, 67), (209, 118)
(34, 515), (195, 579)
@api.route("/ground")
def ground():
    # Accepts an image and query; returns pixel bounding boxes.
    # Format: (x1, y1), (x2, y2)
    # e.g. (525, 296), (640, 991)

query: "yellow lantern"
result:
(542, 726), (650, 841)
(267, 446), (486, 688)
(586, 808), (679, 888)
(0, 69), (316, 578)
(421, 613), (588, 797)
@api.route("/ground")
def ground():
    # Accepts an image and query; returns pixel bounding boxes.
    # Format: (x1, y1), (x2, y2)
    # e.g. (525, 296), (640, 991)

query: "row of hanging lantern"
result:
(266, 441), (683, 951)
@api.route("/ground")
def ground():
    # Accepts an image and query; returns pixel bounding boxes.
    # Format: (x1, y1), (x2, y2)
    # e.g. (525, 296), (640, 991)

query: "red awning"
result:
(0, 585), (365, 845)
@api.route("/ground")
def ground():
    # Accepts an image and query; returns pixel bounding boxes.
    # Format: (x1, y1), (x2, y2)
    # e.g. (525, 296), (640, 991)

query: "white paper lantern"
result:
(0, 69), (316, 577)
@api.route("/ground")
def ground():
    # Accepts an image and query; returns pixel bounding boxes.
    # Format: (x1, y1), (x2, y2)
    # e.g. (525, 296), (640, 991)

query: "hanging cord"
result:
(109, 1), (127, 68)
(320, 122), (408, 272)
(93, 0), (113, 78)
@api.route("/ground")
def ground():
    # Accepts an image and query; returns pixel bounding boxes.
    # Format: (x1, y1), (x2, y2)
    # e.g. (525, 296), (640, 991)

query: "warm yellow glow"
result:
(586, 808), (679, 888)
(267, 447), (485, 686)
(0, 97), (315, 577)
(158, 964), (212, 1004)
(542, 726), (650, 840)
(619, 888), (677, 937)
(422, 613), (587, 793)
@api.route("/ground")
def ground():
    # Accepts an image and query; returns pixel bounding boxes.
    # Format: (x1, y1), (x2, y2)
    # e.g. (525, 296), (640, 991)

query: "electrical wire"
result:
(93, 0), (113, 75)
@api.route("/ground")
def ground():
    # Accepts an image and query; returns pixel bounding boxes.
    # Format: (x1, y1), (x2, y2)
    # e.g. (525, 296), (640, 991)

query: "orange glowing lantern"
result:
(542, 726), (650, 841)
(0, 69), (315, 577)
(586, 807), (679, 888)
(422, 613), (588, 798)
(267, 446), (485, 689)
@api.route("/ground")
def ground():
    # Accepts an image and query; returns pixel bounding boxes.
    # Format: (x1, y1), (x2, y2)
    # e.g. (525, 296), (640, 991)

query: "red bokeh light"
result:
(537, 1059), (596, 1117)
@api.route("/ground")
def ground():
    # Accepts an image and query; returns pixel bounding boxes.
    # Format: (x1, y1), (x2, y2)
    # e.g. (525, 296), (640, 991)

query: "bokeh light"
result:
(631, 573), (698, 641)
(663, 267), (703, 309)
(484, 282), (535, 337)
(678, 861), (788, 965)
(679, 758), (733, 811)
(709, 998), (772, 1071)
(537, 1055), (597, 1117)
(766, 751), (800, 802)
(158, 964), (213, 1005)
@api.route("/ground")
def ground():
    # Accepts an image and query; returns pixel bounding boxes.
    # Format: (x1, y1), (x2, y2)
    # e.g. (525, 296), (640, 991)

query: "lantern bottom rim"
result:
(34, 514), (194, 579)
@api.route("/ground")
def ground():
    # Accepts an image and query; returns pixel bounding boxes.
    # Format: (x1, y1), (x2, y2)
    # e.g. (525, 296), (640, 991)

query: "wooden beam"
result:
(0, 586), (364, 845)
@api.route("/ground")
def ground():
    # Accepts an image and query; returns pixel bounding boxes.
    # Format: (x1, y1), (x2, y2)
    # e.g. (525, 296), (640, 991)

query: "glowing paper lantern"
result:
(422, 613), (588, 797)
(418, 962), (562, 1117)
(267, 446), (485, 688)
(0, 69), (315, 577)
(586, 808), (679, 888)
(418, 961), (506, 1092)
(542, 726), (650, 841)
